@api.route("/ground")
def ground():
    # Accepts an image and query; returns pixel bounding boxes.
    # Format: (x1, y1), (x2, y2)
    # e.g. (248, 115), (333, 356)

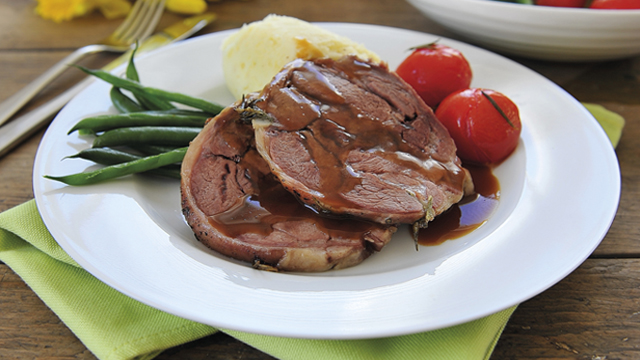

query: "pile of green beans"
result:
(45, 47), (224, 186)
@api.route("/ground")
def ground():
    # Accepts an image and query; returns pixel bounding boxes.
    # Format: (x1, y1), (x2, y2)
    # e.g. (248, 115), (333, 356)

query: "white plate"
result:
(406, 0), (640, 62)
(33, 24), (620, 339)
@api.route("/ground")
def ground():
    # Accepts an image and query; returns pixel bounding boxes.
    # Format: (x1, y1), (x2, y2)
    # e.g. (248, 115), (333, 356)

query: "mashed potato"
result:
(221, 14), (381, 100)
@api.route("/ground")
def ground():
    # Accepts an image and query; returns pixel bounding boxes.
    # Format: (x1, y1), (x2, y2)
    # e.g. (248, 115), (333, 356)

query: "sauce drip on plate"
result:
(418, 164), (499, 246)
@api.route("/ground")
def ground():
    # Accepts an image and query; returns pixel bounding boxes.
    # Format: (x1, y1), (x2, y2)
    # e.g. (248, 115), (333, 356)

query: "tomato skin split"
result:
(435, 88), (522, 165)
(396, 43), (472, 109)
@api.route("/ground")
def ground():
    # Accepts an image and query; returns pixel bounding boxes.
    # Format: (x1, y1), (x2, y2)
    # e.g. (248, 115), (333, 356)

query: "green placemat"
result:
(0, 103), (622, 360)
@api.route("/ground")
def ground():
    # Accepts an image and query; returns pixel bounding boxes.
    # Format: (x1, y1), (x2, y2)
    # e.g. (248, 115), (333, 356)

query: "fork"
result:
(0, 0), (165, 127)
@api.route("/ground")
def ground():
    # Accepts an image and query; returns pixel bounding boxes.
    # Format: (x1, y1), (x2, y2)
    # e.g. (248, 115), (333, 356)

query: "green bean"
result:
(130, 144), (179, 155)
(131, 89), (176, 111)
(77, 129), (95, 136)
(68, 147), (140, 163)
(68, 110), (208, 134)
(67, 147), (181, 179)
(45, 147), (187, 185)
(125, 46), (152, 110)
(157, 109), (213, 116)
(124, 48), (176, 111)
(110, 87), (143, 113)
(126, 44), (141, 82)
(76, 65), (224, 115)
(92, 126), (201, 148)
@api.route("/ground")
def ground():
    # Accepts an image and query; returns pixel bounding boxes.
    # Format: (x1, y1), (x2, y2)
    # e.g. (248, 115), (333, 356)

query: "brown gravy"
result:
(418, 164), (500, 246)
(204, 57), (496, 248)
(253, 57), (469, 222)
(210, 168), (387, 240)
(210, 153), (499, 247)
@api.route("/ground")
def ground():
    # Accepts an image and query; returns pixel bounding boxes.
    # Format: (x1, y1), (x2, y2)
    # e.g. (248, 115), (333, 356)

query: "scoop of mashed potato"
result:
(221, 14), (381, 100)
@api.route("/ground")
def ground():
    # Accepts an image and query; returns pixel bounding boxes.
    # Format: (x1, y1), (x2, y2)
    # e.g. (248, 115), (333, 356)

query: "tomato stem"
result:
(481, 90), (515, 128)
(408, 40), (440, 51)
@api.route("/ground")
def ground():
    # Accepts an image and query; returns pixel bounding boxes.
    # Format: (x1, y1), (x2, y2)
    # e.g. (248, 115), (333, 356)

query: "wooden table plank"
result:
(0, 2), (131, 50)
(594, 103), (640, 257)
(0, 129), (40, 211)
(494, 259), (640, 359)
(0, 52), (114, 95)
(0, 0), (452, 50)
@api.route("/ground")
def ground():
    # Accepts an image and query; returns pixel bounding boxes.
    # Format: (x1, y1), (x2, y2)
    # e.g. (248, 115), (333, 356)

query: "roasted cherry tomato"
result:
(435, 88), (522, 165)
(535, 0), (586, 7)
(396, 43), (472, 109)
(589, 0), (640, 9)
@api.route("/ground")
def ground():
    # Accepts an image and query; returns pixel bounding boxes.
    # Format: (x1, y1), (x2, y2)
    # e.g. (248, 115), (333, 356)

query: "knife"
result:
(0, 13), (216, 158)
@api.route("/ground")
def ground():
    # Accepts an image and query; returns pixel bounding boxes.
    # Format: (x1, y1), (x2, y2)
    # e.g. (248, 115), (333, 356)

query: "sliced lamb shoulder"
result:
(248, 56), (474, 227)
(180, 105), (396, 272)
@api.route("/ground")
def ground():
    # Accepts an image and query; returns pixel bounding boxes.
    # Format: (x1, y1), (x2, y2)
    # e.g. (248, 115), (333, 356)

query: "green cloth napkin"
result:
(0, 103), (623, 360)
(582, 103), (625, 148)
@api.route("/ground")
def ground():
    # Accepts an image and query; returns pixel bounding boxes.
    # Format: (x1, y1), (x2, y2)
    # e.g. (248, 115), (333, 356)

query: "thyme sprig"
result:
(481, 90), (515, 128)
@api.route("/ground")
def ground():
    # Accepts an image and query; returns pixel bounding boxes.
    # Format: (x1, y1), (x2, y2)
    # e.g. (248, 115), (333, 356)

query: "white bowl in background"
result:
(406, 0), (640, 62)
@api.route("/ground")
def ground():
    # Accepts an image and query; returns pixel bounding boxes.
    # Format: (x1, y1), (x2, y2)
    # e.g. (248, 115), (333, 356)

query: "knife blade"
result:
(0, 13), (216, 158)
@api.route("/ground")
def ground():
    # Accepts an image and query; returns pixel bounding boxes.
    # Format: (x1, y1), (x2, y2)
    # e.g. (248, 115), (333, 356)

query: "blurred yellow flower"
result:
(35, 0), (132, 22)
(166, 0), (207, 14)
(35, 0), (94, 22)
(98, 0), (132, 19)
(35, 0), (211, 22)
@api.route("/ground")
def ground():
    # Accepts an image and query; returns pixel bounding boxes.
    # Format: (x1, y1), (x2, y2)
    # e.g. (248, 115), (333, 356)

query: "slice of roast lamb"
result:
(246, 56), (474, 230)
(181, 105), (396, 272)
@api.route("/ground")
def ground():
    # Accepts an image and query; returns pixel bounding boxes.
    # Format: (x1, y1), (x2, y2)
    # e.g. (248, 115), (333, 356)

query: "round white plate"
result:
(33, 24), (620, 339)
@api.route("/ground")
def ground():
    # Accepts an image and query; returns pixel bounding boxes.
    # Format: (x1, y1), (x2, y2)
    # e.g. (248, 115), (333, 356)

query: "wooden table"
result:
(1, 0), (638, 358)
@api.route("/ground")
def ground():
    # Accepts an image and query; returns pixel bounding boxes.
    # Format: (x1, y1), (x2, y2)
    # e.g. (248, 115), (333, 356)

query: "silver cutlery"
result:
(0, 13), (216, 158)
(0, 0), (166, 127)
